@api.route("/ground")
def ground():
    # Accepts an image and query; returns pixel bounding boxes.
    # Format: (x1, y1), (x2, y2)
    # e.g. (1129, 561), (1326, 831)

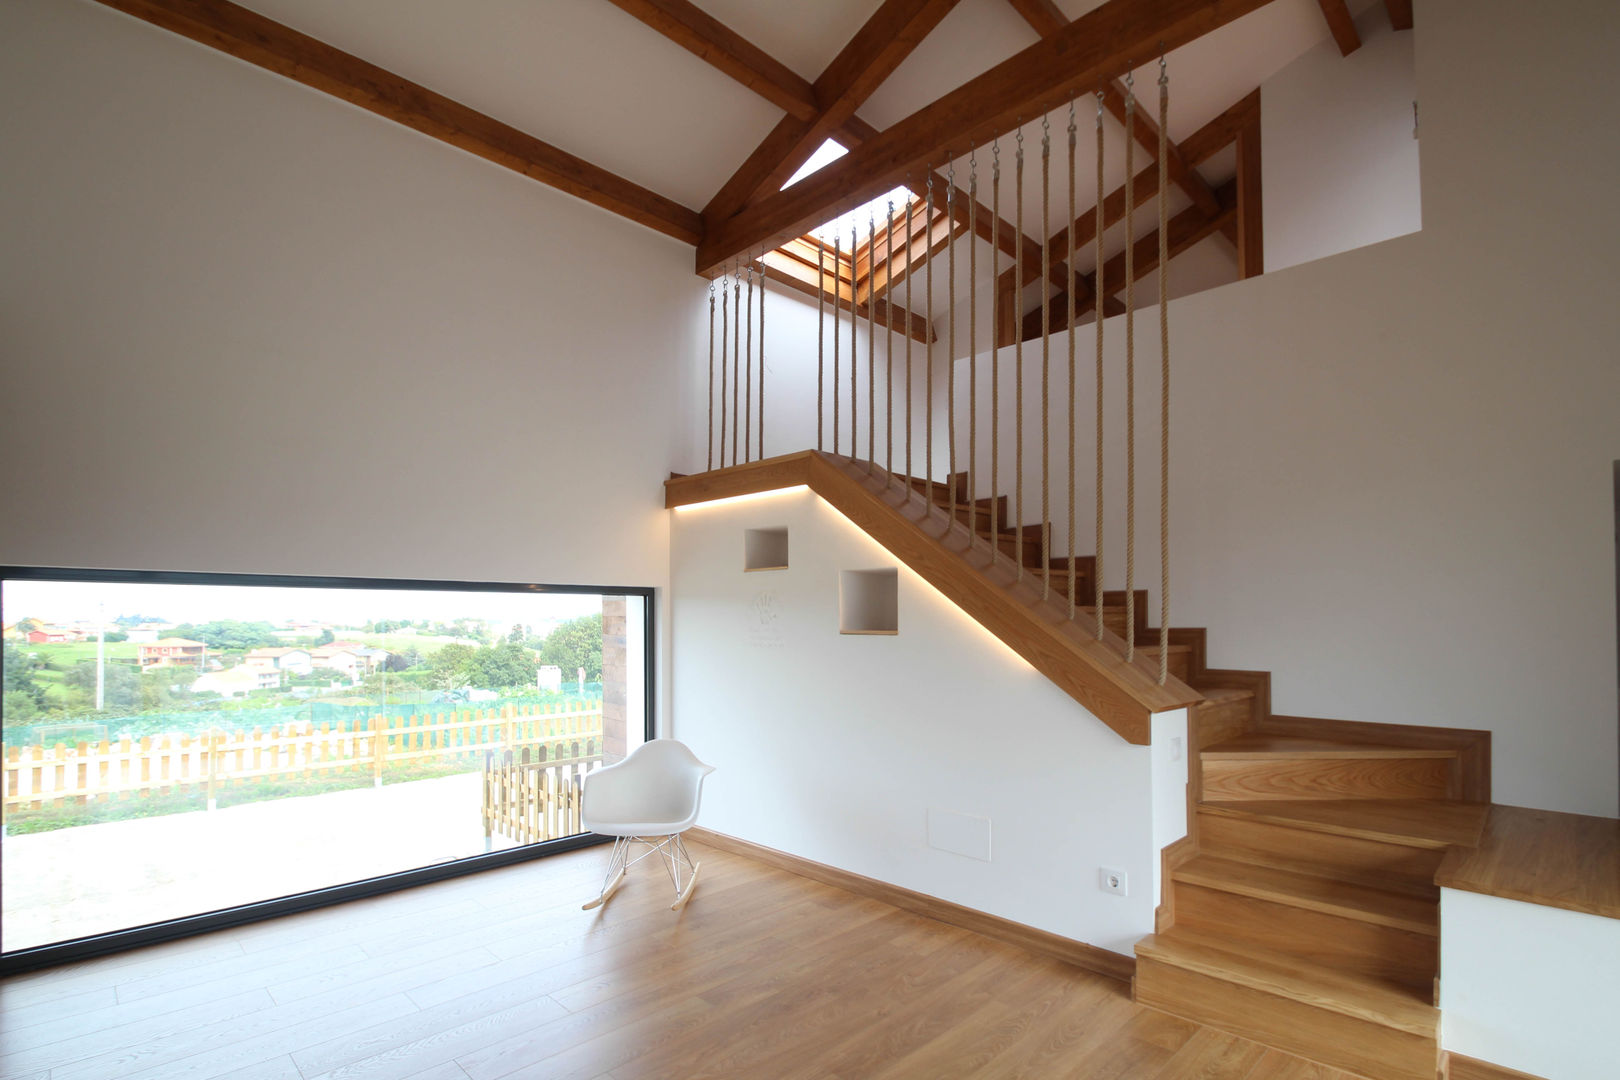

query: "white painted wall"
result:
(1263, 4), (1421, 273)
(1439, 889), (1620, 1079)
(670, 487), (1183, 955)
(697, 281), (951, 479)
(0, 0), (698, 729)
(914, 0), (1620, 817)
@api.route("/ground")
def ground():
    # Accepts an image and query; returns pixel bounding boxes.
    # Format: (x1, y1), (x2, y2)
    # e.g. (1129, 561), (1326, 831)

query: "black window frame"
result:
(0, 564), (655, 975)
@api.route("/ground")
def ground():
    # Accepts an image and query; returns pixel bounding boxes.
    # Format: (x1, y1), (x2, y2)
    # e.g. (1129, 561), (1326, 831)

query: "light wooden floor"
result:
(0, 839), (1362, 1080)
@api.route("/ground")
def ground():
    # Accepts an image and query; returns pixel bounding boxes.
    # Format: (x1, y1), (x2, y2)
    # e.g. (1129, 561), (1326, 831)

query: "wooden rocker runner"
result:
(580, 739), (716, 912)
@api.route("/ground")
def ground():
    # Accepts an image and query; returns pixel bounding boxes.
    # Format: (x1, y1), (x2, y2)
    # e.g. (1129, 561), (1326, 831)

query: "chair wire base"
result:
(586, 833), (702, 911)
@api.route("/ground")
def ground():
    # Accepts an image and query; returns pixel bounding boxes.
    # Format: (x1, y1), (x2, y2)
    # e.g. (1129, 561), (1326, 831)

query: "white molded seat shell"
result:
(581, 739), (715, 837)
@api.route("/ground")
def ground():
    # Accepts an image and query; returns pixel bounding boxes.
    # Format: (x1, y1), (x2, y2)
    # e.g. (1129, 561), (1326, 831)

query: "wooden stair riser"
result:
(1196, 812), (1444, 899)
(1134, 958), (1438, 1080)
(1172, 883), (1437, 992)
(1192, 693), (1254, 749)
(1141, 645), (1193, 683)
(1201, 755), (1458, 802)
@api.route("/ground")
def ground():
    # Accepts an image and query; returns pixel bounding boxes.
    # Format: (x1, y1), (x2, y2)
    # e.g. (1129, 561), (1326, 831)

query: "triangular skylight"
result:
(785, 139), (914, 248)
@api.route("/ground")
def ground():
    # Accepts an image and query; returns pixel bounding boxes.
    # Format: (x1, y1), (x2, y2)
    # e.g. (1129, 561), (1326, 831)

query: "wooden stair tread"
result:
(1194, 687), (1254, 710)
(1174, 854), (1438, 935)
(1135, 928), (1437, 1037)
(1203, 735), (1457, 760)
(1200, 799), (1489, 849)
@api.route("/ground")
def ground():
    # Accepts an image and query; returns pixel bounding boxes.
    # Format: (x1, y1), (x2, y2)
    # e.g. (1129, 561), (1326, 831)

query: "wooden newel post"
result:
(372, 714), (386, 788)
(206, 729), (218, 812)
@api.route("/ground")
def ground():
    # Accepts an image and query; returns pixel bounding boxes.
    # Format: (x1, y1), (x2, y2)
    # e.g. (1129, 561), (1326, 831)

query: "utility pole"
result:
(95, 601), (106, 711)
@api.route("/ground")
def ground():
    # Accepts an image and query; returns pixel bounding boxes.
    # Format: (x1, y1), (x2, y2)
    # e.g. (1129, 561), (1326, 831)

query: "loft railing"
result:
(697, 67), (1213, 692)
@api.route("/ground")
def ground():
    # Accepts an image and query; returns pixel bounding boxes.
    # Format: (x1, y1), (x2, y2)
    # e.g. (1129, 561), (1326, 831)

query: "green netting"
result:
(3, 685), (604, 747)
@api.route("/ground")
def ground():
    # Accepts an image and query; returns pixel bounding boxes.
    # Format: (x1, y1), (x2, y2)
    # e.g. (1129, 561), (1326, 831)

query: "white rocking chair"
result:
(580, 739), (715, 911)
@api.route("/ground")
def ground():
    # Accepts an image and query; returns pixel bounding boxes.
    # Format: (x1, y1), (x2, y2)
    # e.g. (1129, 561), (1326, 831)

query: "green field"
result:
(24, 642), (141, 703)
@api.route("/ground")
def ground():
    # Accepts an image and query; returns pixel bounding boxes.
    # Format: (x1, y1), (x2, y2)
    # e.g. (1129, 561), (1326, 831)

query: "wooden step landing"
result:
(1201, 737), (1460, 802)
(1135, 928), (1439, 1080)
(1173, 855), (1437, 936)
(1199, 799), (1489, 849)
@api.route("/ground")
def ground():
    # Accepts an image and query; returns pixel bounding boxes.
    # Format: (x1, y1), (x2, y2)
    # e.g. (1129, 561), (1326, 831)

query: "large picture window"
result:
(0, 568), (652, 968)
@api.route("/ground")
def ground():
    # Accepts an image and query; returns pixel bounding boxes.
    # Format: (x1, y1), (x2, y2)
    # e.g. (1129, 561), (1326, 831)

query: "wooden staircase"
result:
(668, 452), (1492, 1079)
(904, 467), (1493, 1080)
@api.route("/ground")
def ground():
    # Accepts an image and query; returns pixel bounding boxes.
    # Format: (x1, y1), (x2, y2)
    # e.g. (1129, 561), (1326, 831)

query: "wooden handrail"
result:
(667, 450), (1199, 743)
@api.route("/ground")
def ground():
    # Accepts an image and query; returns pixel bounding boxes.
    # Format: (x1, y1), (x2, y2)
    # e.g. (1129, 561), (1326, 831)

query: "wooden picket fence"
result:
(481, 744), (600, 846)
(1, 703), (603, 812)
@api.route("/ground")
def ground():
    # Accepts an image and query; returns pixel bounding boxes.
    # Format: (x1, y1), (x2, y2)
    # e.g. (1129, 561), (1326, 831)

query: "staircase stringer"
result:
(665, 450), (1200, 744)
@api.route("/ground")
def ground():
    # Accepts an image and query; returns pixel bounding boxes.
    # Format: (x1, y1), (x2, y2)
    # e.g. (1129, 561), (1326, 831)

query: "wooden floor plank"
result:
(3, 838), (1348, 1080)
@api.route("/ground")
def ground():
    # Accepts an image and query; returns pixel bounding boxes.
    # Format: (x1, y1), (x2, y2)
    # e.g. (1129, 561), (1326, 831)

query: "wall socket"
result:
(1099, 867), (1128, 896)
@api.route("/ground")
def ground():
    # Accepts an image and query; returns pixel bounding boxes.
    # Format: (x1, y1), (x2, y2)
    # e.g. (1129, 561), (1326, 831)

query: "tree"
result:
(537, 615), (603, 684)
(474, 641), (536, 690)
(3, 642), (45, 711)
(65, 661), (141, 709)
(172, 620), (279, 651)
(3, 690), (40, 723)
(429, 643), (477, 689)
(314, 628), (334, 647)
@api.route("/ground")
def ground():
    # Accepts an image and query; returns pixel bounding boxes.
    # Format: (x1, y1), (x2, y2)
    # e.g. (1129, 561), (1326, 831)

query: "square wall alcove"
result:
(839, 568), (898, 635)
(744, 527), (789, 572)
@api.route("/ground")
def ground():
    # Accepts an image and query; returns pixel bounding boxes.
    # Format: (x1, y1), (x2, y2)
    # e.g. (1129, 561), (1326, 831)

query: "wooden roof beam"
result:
(602, 0), (818, 120)
(96, 0), (702, 244)
(1006, 1), (1221, 220)
(1317, 0), (1361, 56)
(1384, 0), (1413, 31)
(697, 0), (1282, 275)
(1021, 180), (1236, 342)
(759, 252), (936, 344)
(701, 0), (962, 224)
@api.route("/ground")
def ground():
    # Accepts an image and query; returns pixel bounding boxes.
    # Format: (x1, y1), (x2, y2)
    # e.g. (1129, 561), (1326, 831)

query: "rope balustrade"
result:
(968, 150), (978, 554)
(1123, 75), (1137, 661)
(744, 266), (753, 463)
(886, 200), (896, 477)
(699, 62), (1184, 689)
(1157, 58), (1172, 685)
(1015, 129), (1025, 583)
(1095, 91), (1107, 641)
(707, 281), (715, 471)
(817, 247), (825, 452)
(1040, 117), (1052, 601)
(947, 167), (958, 530)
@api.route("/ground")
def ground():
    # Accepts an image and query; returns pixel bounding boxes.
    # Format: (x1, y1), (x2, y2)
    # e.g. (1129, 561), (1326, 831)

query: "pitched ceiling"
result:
(231, 0), (1376, 217)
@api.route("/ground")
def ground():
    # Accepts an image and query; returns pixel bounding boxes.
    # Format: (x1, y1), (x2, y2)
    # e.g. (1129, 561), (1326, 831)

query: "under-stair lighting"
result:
(672, 486), (809, 512)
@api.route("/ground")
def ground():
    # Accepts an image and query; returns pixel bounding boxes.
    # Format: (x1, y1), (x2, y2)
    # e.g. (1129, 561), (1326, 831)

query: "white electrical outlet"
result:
(1100, 867), (1128, 896)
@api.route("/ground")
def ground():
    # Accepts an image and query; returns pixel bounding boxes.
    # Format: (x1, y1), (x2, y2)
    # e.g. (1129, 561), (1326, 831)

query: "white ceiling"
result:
(228, 0), (1390, 340)
(233, 0), (1381, 215)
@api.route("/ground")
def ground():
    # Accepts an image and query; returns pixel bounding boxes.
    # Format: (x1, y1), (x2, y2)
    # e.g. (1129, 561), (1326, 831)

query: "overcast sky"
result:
(3, 577), (608, 629)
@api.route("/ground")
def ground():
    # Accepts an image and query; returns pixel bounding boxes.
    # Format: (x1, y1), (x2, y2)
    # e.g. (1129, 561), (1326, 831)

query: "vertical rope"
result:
(868, 214), (876, 472)
(817, 247), (825, 453)
(1015, 129), (1025, 583)
(759, 255), (766, 461)
(886, 200), (896, 478)
(925, 172), (935, 509)
(1067, 99), (1078, 621)
(1095, 92), (1107, 640)
(947, 166), (957, 530)
(1124, 76), (1137, 661)
(1158, 58), (1172, 685)
(991, 142), (1001, 566)
(905, 189), (914, 484)
(833, 236), (841, 456)
(707, 280), (715, 472)
(1041, 117), (1052, 601)
(744, 265), (753, 463)
(732, 268), (741, 467)
(968, 150), (978, 552)
(851, 224), (858, 463)
(720, 270), (729, 469)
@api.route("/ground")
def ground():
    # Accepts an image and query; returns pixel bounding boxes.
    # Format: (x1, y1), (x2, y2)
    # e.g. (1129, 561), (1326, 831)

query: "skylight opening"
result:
(784, 139), (916, 248)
